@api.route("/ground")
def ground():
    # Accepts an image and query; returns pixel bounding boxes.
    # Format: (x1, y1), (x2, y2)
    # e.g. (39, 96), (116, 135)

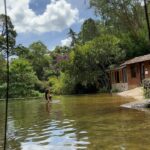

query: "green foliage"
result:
(48, 73), (75, 95)
(0, 54), (6, 84)
(27, 41), (51, 80)
(9, 58), (39, 98)
(99, 87), (109, 93)
(0, 54), (7, 98)
(90, 0), (145, 36)
(0, 14), (17, 54)
(61, 34), (124, 94)
(0, 83), (6, 99)
(143, 78), (150, 98)
(111, 87), (120, 93)
(1, 6), (150, 97)
(144, 88), (150, 99)
(34, 80), (49, 93)
(143, 78), (150, 88)
(79, 18), (99, 43)
(90, 0), (150, 58)
(13, 44), (30, 58)
(120, 32), (150, 59)
(68, 28), (77, 47)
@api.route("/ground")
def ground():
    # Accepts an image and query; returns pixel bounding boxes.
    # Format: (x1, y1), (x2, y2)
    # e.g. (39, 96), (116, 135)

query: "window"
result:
(115, 71), (120, 83)
(130, 64), (136, 78)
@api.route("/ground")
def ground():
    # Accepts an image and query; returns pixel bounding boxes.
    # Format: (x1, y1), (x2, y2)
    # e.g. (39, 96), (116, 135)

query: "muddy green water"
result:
(0, 94), (150, 150)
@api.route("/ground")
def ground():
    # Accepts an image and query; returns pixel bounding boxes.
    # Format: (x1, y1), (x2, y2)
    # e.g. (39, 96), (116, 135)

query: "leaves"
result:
(0, 14), (17, 54)
(9, 59), (38, 98)
(59, 34), (125, 93)
(79, 18), (99, 43)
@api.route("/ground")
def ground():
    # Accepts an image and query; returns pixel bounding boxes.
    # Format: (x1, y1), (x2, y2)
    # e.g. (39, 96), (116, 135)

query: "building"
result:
(109, 54), (150, 91)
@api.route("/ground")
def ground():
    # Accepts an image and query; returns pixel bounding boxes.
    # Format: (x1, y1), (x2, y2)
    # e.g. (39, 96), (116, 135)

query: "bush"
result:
(30, 90), (42, 97)
(144, 88), (150, 99)
(49, 76), (62, 94)
(9, 58), (39, 98)
(143, 78), (150, 98)
(35, 80), (49, 93)
(143, 78), (150, 88)
(48, 73), (75, 95)
(0, 83), (6, 99)
(111, 87), (120, 93)
(99, 87), (109, 93)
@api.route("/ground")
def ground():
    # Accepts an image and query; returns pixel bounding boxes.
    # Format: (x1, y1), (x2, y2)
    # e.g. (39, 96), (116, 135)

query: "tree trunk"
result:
(144, 0), (150, 42)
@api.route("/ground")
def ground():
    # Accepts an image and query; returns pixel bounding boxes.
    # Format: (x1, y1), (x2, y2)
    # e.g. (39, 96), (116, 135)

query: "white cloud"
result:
(0, 0), (79, 33)
(61, 37), (72, 47)
(78, 18), (85, 24)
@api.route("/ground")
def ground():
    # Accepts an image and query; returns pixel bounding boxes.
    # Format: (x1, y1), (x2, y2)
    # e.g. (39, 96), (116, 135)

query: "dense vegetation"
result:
(143, 78), (150, 98)
(0, 0), (150, 98)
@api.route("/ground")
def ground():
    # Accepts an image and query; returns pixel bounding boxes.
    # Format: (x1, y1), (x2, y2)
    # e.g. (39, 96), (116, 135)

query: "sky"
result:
(0, 0), (98, 50)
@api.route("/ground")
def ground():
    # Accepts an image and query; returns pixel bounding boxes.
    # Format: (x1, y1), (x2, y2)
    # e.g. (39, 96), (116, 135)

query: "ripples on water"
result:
(16, 118), (90, 150)
(1, 94), (150, 150)
(0, 98), (92, 150)
(22, 119), (89, 150)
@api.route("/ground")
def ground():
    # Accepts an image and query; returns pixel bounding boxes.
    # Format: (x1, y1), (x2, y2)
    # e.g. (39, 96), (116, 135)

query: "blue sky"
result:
(0, 0), (98, 50)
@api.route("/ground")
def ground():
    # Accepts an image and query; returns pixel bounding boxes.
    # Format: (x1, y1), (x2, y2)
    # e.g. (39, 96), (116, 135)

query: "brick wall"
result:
(127, 61), (150, 89)
(110, 60), (150, 91)
(127, 63), (141, 89)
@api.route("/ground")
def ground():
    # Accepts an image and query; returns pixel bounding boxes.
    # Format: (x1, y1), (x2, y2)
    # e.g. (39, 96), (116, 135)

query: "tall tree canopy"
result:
(68, 28), (77, 47)
(28, 41), (50, 80)
(90, 0), (145, 37)
(0, 14), (17, 54)
(79, 18), (99, 43)
(90, 0), (150, 59)
(59, 34), (125, 94)
(13, 44), (30, 58)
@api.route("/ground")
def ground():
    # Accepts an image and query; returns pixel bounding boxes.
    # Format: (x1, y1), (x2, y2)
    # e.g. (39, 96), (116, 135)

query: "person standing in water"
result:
(45, 88), (52, 103)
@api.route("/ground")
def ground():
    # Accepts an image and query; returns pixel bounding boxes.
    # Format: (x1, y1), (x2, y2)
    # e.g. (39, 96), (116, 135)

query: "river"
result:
(0, 94), (150, 150)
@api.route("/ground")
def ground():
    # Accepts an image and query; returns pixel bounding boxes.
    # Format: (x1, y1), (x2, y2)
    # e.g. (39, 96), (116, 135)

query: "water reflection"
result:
(45, 102), (51, 114)
(19, 118), (89, 150)
(2, 99), (90, 150)
(1, 94), (150, 149)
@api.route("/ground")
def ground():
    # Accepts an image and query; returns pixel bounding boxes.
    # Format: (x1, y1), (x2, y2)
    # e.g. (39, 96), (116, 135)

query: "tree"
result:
(0, 54), (6, 98)
(0, 53), (6, 83)
(68, 28), (77, 47)
(90, 0), (145, 38)
(0, 14), (17, 55)
(49, 46), (70, 77)
(61, 34), (125, 94)
(144, 0), (150, 41)
(79, 18), (99, 43)
(120, 32), (150, 59)
(90, 0), (150, 58)
(9, 59), (39, 98)
(13, 44), (30, 58)
(27, 41), (50, 80)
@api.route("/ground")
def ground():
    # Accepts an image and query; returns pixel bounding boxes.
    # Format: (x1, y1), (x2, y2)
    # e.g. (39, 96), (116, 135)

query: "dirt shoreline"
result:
(118, 87), (150, 112)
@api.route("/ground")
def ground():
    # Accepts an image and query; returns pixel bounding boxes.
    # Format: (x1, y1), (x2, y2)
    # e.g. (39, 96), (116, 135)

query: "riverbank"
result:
(118, 87), (144, 100)
(118, 87), (150, 112)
